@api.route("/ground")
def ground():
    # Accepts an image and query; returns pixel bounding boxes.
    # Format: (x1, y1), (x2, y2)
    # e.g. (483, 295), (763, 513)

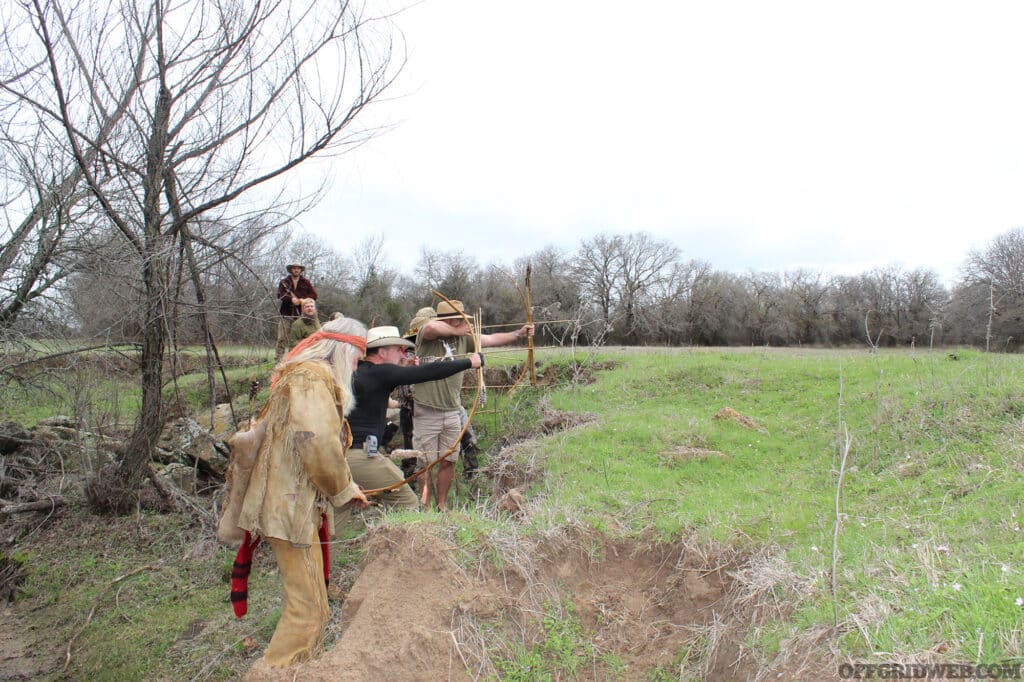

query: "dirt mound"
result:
(244, 526), (474, 681)
(240, 527), (833, 681)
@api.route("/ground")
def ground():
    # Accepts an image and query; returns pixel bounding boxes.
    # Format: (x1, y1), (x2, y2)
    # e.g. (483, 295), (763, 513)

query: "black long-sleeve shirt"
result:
(348, 358), (472, 448)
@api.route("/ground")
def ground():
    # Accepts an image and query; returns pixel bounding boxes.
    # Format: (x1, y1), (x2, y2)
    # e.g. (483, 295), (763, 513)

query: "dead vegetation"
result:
(666, 446), (731, 463)
(0, 553), (26, 603)
(485, 396), (598, 508)
(714, 406), (766, 432)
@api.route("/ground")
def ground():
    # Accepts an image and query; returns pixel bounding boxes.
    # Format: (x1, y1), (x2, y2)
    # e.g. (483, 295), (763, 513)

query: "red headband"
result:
(270, 331), (367, 389)
(283, 331), (367, 364)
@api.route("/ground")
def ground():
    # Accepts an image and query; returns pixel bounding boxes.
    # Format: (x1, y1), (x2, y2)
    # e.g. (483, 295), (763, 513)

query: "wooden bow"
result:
(500, 263), (536, 395)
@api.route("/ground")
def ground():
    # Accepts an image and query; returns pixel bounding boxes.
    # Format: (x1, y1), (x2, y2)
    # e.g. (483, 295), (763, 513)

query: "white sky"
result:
(299, 1), (1024, 286)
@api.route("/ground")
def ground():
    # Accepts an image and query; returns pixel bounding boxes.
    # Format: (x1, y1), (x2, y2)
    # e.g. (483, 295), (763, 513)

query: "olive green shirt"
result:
(289, 316), (320, 346)
(413, 331), (470, 410)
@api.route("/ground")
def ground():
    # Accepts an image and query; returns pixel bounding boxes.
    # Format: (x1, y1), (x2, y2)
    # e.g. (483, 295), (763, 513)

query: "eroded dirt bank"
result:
(244, 525), (836, 681)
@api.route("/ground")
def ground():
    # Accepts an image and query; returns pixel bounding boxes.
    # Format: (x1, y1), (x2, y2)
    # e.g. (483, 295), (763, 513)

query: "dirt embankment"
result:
(243, 525), (836, 681)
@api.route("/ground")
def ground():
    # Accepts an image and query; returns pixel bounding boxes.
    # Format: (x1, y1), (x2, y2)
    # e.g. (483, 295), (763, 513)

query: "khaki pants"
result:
(346, 445), (418, 510)
(412, 404), (462, 510)
(275, 317), (294, 361)
(263, 524), (329, 668)
(412, 404), (462, 464)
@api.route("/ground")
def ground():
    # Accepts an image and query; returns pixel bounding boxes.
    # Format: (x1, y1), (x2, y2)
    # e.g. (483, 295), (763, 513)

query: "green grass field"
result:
(519, 346), (1024, 664)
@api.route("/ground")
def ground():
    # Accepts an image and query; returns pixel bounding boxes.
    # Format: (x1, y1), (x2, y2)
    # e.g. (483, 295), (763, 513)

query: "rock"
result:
(186, 434), (228, 477)
(34, 425), (80, 442)
(194, 403), (236, 443)
(33, 415), (77, 429)
(155, 462), (196, 495)
(158, 417), (228, 477)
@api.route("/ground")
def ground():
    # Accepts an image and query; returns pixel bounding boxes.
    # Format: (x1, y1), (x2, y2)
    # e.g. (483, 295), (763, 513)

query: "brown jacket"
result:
(237, 361), (358, 546)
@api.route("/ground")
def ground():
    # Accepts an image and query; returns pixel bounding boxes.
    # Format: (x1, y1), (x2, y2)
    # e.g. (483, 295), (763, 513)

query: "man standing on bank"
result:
(414, 300), (533, 511)
(346, 325), (484, 510)
(236, 316), (369, 668)
(276, 263), (318, 360)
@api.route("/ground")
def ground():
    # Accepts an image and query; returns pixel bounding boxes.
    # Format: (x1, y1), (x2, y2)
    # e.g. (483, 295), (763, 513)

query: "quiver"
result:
(217, 419), (266, 546)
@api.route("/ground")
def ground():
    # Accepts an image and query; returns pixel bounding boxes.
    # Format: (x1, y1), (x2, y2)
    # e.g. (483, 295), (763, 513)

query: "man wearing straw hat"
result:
(345, 325), (483, 511)
(413, 300), (533, 511)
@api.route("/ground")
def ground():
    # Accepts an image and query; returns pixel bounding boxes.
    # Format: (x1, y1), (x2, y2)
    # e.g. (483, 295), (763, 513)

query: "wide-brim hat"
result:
(404, 307), (437, 340)
(435, 300), (465, 319)
(366, 325), (415, 350)
(285, 263), (306, 272)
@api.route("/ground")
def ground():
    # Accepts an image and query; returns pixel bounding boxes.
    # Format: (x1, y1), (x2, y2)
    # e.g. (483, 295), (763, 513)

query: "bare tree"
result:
(20, 0), (404, 510)
(741, 271), (787, 345)
(349, 234), (402, 326)
(954, 227), (1024, 349)
(685, 269), (746, 345)
(647, 259), (710, 345)
(0, 4), (133, 327)
(572, 233), (621, 328)
(416, 247), (480, 299)
(614, 232), (680, 344)
(782, 269), (828, 345)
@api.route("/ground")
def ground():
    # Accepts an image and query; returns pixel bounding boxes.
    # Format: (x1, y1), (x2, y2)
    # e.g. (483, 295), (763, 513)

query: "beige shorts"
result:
(412, 404), (462, 464)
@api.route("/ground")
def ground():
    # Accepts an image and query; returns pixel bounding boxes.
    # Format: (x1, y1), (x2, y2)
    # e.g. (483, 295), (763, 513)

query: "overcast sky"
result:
(298, 1), (1024, 286)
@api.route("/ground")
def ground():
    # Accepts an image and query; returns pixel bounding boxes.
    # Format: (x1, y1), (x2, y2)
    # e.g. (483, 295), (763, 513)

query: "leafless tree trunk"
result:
(22, 0), (404, 511)
(572, 233), (622, 331)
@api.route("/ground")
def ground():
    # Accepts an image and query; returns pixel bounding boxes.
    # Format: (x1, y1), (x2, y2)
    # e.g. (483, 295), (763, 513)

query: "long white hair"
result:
(272, 316), (366, 414)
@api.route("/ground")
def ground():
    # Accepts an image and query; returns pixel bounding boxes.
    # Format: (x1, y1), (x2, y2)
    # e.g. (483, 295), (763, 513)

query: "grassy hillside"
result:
(1, 345), (1021, 679)
(527, 346), (1023, 664)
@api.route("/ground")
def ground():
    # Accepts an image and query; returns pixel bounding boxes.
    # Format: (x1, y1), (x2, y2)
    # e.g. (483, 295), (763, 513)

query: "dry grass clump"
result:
(487, 439), (545, 500)
(720, 547), (829, 680)
(537, 398), (597, 435)
(666, 446), (730, 463)
(728, 549), (817, 624)
(714, 406), (766, 432)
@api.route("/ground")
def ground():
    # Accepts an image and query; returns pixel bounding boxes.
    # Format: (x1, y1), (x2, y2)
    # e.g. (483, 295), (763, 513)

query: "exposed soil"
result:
(242, 526), (838, 681)
(244, 527), (735, 681)
(0, 605), (51, 682)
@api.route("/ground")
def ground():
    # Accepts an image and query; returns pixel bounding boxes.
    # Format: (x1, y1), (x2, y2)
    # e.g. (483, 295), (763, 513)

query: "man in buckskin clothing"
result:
(237, 316), (368, 667)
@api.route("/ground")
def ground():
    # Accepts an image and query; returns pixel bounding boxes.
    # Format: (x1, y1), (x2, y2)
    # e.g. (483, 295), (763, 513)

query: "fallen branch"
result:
(0, 496), (64, 515)
(63, 564), (164, 673)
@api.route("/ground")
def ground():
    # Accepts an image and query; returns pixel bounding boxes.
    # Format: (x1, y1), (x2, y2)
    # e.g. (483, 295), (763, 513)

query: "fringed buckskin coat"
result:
(237, 361), (359, 546)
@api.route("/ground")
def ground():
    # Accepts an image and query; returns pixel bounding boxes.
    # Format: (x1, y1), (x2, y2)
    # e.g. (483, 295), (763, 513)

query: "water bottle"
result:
(365, 434), (378, 457)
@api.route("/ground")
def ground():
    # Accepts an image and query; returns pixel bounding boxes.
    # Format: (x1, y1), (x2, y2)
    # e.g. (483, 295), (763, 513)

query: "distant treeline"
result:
(10, 228), (1024, 352)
